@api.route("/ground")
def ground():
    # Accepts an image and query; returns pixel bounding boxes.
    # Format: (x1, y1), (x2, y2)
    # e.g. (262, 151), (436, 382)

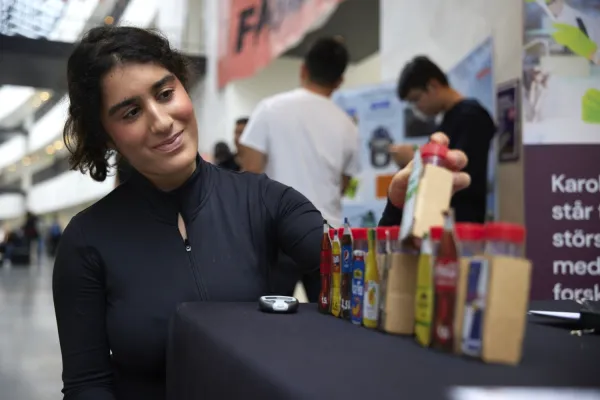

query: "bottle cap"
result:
(376, 226), (400, 241)
(430, 226), (443, 241)
(420, 142), (448, 159)
(455, 223), (485, 241)
(351, 228), (368, 241)
(328, 228), (340, 240)
(485, 223), (526, 244)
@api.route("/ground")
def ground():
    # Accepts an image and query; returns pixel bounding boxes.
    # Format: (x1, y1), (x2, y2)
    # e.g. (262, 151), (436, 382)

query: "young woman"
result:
(53, 26), (470, 400)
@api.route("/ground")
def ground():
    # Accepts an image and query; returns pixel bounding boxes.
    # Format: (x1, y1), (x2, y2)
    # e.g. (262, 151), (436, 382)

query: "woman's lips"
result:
(153, 131), (183, 153)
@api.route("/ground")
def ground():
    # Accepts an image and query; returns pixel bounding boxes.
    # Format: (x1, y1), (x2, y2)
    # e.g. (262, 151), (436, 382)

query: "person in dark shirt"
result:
(54, 27), (472, 400)
(54, 26), (326, 400)
(215, 117), (247, 171)
(382, 56), (496, 226)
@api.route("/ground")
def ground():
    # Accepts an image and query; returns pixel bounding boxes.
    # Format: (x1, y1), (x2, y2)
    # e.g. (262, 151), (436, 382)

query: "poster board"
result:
(334, 37), (497, 226)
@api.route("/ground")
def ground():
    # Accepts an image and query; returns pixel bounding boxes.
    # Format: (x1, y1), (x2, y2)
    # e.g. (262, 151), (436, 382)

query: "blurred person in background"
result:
(213, 141), (238, 171)
(240, 37), (360, 227)
(383, 56), (495, 225)
(47, 214), (62, 257)
(23, 211), (42, 263)
(239, 36), (360, 299)
(0, 224), (6, 264)
(232, 116), (248, 169)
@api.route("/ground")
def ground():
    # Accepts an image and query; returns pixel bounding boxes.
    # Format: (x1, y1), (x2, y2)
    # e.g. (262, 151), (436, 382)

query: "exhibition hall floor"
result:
(0, 260), (61, 400)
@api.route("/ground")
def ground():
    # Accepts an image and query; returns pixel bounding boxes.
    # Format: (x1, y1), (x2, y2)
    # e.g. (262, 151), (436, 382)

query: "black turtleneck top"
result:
(52, 156), (323, 400)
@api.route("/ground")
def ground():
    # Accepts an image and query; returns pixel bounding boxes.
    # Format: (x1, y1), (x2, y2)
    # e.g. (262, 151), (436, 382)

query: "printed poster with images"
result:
(522, 0), (600, 301)
(333, 82), (406, 228)
(333, 36), (497, 227)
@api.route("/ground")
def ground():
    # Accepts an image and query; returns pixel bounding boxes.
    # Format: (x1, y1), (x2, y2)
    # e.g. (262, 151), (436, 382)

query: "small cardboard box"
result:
(454, 255), (532, 365)
(399, 151), (453, 244)
(379, 252), (420, 335)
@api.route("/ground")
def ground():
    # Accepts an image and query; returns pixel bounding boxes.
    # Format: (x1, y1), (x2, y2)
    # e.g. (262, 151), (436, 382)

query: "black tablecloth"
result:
(166, 301), (600, 400)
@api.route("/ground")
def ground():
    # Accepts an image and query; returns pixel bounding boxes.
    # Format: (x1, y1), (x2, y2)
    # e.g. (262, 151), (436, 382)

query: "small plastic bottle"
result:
(351, 228), (369, 252)
(420, 142), (450, 168)
(484, 223), (526, 257)
(455, 223), (486, 257)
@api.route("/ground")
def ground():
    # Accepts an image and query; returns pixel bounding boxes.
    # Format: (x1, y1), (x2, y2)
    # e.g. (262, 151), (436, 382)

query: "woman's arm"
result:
(259, 177), (322, 299)
(52, 216), (116, 400)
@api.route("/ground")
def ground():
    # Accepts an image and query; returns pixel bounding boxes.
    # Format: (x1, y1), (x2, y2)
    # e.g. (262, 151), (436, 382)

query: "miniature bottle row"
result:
(318, 214), (526, 356)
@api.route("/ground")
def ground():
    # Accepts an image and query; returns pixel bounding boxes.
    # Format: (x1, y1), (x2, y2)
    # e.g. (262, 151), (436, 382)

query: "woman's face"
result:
(100, 63), (198, 189)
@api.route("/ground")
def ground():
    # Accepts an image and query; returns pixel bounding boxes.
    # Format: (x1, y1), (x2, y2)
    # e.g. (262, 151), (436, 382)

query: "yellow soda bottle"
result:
(330, 230), (342, 317)
(362, 228), (379, 329)
(415, 233), (434, 347)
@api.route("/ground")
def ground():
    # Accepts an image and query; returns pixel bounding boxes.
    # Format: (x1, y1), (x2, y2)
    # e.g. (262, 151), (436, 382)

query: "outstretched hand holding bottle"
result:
(387, 132), (471, 209)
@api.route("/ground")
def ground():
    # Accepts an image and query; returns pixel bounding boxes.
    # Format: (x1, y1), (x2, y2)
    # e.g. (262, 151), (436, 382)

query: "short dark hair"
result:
(235, 117), (249, 125)
(304, 36), (349, 86)
(397, 56), (449, 100)
(63, 26), (194, 182)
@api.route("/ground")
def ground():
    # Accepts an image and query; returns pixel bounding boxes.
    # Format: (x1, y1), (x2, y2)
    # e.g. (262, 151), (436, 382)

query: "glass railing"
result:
(31, 155), (70, 185)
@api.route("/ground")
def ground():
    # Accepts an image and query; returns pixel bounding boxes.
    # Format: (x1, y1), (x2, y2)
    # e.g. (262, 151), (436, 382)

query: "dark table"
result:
(166, 301), (600, 400)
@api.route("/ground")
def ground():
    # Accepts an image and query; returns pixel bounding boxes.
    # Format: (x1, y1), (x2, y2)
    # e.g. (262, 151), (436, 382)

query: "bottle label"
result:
(340, 273), (352, 319)
(434, 258), (458, 289)
(341, 245), (353, 273)
(319, 274), (331, 313)
(433, 257), (458, 350)
(415, 252), (434, 347)
(400, 148), (423, 241)
(462, 258), (489, 357)
(363, 281), (380, 324)
(350, 257), (365, 325)
(332, 255), (341, 272)
(331, 255), (342, 317)
(320, 249), (332, 274)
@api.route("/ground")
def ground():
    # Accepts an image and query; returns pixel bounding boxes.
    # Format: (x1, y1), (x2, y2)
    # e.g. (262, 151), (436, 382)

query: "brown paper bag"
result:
(482, 256), (532, 365)
(379, 253), (419, 335)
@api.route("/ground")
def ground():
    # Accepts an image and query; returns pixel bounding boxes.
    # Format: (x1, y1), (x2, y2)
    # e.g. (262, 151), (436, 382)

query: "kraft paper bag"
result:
(482, 256), (532, 365)
(379, 253), (419, 335)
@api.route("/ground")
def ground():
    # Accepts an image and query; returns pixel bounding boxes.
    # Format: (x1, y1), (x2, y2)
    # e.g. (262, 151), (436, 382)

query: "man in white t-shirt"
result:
(239, 37), (360, 228)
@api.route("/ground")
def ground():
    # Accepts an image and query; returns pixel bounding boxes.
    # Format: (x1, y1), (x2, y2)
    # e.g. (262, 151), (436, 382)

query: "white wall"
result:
(0, 193), (25, 220)
(157, 0), (187, 49)
(183, 0), (205, 54)
(380, 0), (524, 224)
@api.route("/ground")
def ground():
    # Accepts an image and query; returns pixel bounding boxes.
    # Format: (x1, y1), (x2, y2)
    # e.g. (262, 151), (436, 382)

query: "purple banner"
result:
(525, 145), (600, 301)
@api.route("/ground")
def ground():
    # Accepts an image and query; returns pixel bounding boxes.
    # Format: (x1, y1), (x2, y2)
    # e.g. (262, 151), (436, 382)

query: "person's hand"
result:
(388, 132), (470, 208)
(388, 144), (415, 167)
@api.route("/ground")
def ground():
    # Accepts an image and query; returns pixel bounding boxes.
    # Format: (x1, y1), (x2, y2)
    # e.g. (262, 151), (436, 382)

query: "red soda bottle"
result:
(319, 219), (333, 314)
(432, 210), (459, 351)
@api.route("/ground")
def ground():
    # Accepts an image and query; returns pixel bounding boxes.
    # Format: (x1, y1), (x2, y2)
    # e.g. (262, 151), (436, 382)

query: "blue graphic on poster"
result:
(333, 82), (406, 227)
(334, 37), (497, 226)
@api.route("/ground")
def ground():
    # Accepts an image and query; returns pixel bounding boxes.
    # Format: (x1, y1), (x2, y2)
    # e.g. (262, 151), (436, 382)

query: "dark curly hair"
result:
(63, 26), (194, 182)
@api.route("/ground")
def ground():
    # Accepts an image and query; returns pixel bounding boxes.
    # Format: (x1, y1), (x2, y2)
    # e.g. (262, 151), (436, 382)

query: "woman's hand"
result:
(388, 132), (471, 208)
